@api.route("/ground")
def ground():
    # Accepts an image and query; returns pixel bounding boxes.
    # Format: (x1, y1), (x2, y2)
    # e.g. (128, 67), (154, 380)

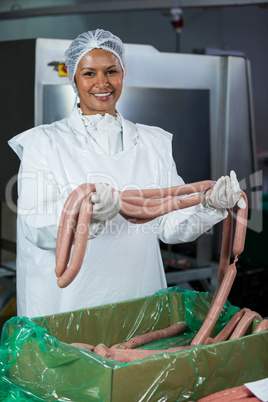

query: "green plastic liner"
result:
(0, 286), (267, 401)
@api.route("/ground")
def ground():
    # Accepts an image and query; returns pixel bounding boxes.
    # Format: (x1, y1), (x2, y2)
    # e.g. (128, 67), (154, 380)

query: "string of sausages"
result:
(190, 191), (268, 347)
(71, 314), (268, 364)
(71, 322), (191, 363)
(191, 193), (248, 346)
(56, 181), (268, 365)
(55, 180), (214, 288)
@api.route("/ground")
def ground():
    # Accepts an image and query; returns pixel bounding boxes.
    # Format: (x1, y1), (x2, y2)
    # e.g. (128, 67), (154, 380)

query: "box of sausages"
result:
(1, 286), (267, 401)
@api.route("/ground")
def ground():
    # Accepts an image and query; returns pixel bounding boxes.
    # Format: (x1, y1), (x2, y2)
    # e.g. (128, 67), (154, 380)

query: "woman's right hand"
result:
(91, 183), (121, 222)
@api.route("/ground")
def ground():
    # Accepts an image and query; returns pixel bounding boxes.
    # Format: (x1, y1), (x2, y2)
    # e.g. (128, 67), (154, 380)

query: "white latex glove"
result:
(203, 170), (246, 210)
(91, 183), (121, 222)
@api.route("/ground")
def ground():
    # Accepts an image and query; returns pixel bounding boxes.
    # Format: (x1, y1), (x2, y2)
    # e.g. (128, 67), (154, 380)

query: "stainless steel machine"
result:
(0, 38), (258, 304)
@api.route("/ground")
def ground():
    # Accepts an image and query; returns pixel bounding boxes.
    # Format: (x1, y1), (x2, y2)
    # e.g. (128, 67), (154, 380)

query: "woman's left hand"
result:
(203, 170), (246, 210)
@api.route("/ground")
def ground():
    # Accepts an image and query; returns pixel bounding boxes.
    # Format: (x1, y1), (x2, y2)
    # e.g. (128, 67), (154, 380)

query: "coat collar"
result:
(68, 105), (139, 151)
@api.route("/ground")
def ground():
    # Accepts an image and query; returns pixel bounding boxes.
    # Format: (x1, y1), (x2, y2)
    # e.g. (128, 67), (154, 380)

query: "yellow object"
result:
(58, 63), (68, 76)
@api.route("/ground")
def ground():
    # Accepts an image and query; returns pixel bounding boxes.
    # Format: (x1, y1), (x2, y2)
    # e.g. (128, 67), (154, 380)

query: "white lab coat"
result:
(9, 106), (226, 318)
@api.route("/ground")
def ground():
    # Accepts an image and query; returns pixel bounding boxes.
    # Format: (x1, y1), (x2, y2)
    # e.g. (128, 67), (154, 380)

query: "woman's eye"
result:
(107, 70), (117, 75)
(84, 71), (94, 76)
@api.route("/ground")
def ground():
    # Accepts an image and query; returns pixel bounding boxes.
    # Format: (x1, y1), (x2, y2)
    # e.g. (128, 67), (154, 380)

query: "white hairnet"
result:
(65, 29), (126, 94)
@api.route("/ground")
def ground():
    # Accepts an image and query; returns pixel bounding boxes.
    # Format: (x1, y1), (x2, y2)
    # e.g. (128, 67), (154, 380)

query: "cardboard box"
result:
(1, 287), (267, 401)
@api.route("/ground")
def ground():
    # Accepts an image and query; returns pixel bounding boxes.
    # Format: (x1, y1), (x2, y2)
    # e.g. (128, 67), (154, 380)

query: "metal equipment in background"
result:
(0, 0), (268, 20)
(0, 38), (257, 299)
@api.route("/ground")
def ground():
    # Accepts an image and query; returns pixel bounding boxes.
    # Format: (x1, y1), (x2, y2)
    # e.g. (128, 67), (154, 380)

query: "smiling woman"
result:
(8, 28), (242, 318)
(75, 49), (124, 116)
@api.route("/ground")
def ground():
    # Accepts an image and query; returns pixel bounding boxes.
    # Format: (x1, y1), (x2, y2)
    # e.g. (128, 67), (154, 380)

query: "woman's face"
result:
(75, 48), (124, 116)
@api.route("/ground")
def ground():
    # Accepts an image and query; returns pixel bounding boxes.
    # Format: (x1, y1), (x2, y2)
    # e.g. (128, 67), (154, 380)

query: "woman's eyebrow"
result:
(81, 67), (96, 71)
(106, 64), (119, 69)
(81, 64), (119, 71)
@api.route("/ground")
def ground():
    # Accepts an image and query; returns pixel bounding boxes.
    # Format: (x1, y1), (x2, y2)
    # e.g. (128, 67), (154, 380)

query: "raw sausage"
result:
(93, 343), (192, 363)
(120, 194), (173, 207)
(229, 310), (262, 339)
(55, 180), (214, 287)
(55, 183), (96, 278)
(233, 191), (248, 258)
(120, 180), (214, 199)
(119, 322), (187, 349)
(197, 384), (254, 401)
(218, 209), (233, 283)
(55, 190), (79, 277)
(55, 180), (247, 292)
(253, 319), (268, 333)
(191, 263), (237, 346)
(57, 196), (93, 288)
(203, 337), (216, 345)
(213, 310), (243, 342)
(120, 194), (206, 220)
(207, 289), (218, 314)
(120, 196), (180, 219)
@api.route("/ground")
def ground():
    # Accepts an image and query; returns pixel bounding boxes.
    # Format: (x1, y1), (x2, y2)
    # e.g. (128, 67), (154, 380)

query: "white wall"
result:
(0, 4), (267, 152)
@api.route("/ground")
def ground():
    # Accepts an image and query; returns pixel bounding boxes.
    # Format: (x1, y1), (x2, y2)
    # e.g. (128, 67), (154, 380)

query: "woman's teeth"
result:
(93, 93), (111, 97)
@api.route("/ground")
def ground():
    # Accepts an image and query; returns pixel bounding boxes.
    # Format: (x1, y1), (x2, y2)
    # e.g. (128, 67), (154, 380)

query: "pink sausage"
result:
(229, 310), (262, 339)
(56, 181), (212, 283)
(253, 319), (268, 333)
(54, 180), (213, 288)
(191, 263), (237, 346)
(55, 191), (79, 277)
(218, 209), (233, 283)
(207, 290), (219, 314)
(55, 183), (96, 278)
(120, 196), (180, 219)
(120, 195), (173, 207)
(237, 399), (262, 402)
(93, 343), (192, 363)
(120, 180), (214, 199)
(178, 194), (206, 209)
(214, 310), (243, 342)
(203, 337), (216, 345)
(56, 189), (78, 265)
(197, 385), (254, 402)
(57, 197), (93, 288)
(119, 322), (187, 349)
(233, 191), (248, 258)
(241, 307), (251, 313)
(120, 193), (205, 220)
(56, 183), (95, 265)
